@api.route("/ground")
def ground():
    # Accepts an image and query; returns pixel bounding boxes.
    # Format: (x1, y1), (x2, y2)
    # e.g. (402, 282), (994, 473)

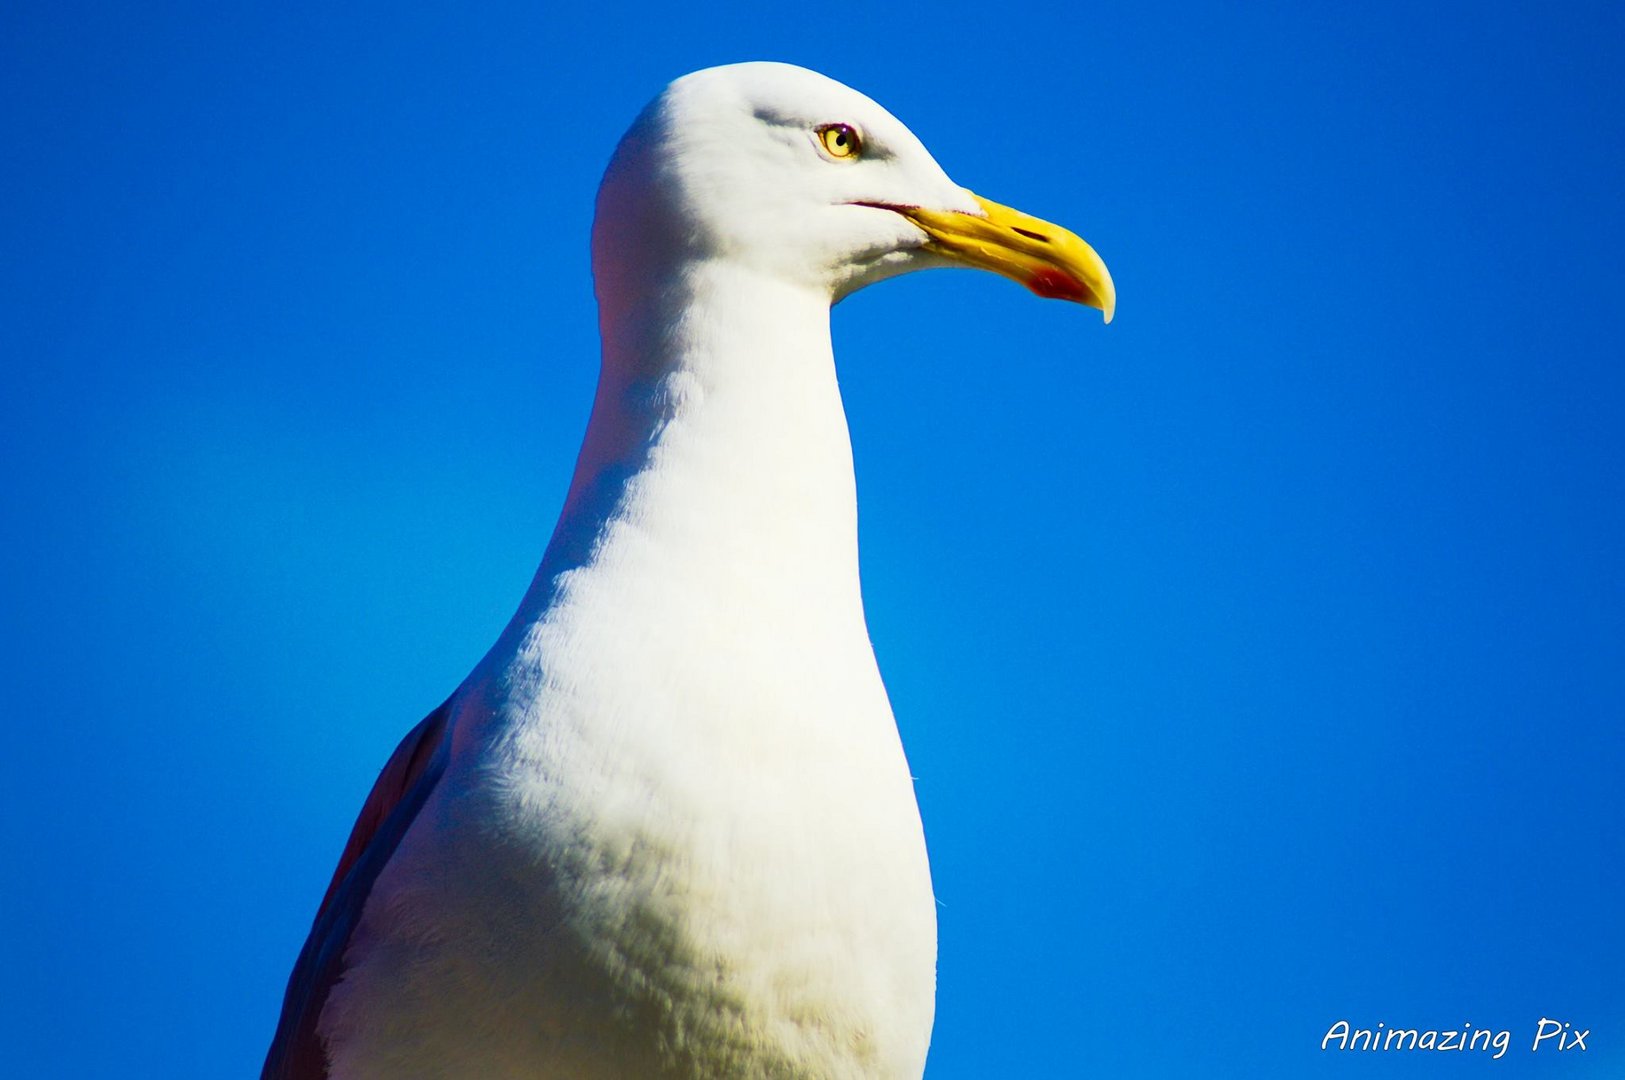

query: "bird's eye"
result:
(816, 123), (862, 160)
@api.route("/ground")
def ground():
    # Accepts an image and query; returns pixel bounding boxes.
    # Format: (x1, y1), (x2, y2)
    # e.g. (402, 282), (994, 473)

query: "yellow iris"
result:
(817, 123), (861, 160)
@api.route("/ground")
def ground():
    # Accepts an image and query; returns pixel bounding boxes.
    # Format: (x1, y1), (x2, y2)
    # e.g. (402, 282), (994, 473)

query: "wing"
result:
(261, 695), (455, 1079)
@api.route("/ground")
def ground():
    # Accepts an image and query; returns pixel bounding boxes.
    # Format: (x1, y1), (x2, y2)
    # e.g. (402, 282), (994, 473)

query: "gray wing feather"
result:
(261, 696), (454, 1079)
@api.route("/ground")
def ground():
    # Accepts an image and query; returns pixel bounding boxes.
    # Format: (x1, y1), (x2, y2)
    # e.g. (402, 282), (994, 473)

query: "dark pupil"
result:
(833, 130), (847, 146)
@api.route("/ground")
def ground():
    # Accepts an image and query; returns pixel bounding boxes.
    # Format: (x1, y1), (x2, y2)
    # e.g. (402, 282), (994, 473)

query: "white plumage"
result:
(264, 61), (1112, 1080)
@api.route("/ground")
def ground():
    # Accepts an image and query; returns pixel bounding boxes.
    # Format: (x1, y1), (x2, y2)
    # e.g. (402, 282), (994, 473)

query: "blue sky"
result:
(3, 1), (1622, 1076)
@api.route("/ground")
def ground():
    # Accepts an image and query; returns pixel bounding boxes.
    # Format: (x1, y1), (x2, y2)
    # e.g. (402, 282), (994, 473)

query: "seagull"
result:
(263, 61), (1113, 1080)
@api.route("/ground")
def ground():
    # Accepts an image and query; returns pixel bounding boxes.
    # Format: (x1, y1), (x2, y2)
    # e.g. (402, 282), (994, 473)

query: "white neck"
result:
(431, 257), (936, 1080)
(498, 259), (864, 658)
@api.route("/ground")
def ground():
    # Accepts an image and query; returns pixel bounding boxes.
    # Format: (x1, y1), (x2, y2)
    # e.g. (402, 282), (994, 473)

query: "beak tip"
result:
(1095, 278), (1117, 324)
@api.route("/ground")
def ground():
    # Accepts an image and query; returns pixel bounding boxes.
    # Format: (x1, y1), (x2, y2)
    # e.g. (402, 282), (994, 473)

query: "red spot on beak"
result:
(1027, 266), (1095, 304)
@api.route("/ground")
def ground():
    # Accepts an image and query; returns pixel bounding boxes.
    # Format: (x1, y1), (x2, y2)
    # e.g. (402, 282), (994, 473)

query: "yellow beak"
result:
(890, 193), (1115, 323)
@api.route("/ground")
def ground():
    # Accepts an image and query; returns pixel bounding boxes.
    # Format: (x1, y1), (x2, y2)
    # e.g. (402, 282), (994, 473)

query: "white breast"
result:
(317, 266), (938, 1079)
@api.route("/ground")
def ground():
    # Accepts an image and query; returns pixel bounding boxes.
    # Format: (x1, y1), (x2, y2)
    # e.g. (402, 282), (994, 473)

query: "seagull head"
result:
(592, 61), (1114, 322)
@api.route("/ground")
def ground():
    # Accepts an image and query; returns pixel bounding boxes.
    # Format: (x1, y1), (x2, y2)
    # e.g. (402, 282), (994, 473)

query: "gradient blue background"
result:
(4, 1), (1622, 1076)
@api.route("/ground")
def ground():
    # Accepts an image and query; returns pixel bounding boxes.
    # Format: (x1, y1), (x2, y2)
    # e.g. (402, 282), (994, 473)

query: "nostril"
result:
(1012, 227), (1049, 243)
